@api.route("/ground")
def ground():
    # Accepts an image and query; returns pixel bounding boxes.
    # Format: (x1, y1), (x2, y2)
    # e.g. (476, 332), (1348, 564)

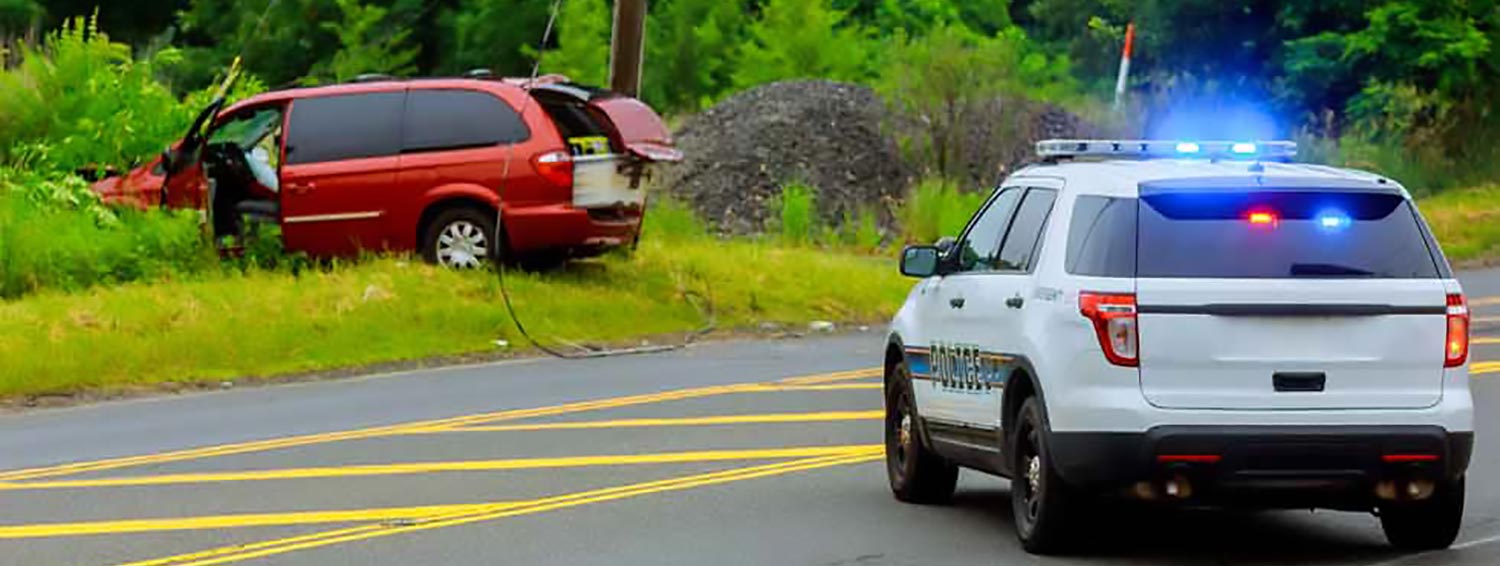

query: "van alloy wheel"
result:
(436, 220), (489, 269)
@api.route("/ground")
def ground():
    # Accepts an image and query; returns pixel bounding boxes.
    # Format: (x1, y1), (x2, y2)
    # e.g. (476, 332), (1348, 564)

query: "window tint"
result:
(1137, 191), (1440, 279)
(403, 89), (529, 153)
(954, 188), (1021, 272)
(995, 189), (1058, 271)
(286, 92), (405, 165)
(1066, 196), (1138, 277)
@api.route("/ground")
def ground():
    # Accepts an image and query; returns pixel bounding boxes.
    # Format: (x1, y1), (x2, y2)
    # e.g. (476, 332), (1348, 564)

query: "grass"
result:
(1417, 184), (1500, 264)
(896, 178), (989, 245)
(0, 237), (910, 399)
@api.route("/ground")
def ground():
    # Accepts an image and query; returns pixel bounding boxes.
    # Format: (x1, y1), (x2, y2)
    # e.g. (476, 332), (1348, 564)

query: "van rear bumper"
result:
(504, 204), (642, 253)
(1050, 426), (1473, 507)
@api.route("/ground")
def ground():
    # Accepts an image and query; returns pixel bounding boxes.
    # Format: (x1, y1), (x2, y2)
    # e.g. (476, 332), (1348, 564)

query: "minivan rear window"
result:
(1137, 191), (1440, 279)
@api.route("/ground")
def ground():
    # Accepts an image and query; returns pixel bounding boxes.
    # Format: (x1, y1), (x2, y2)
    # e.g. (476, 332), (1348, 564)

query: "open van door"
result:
(529, 84), (682, 212)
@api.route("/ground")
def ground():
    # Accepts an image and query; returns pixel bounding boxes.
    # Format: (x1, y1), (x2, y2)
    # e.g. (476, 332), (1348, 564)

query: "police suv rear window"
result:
(1066, 195), (1137, 277)
(1137, 190), (1440, 279)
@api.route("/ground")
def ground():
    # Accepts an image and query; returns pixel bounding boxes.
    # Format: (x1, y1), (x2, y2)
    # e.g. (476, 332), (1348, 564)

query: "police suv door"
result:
(918, 186), (1023, 428)
(931, 184), (1060, 431)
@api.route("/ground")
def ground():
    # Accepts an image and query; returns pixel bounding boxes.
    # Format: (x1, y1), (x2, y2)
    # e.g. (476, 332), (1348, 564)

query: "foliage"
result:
(896, 178), (990, 245)
(1415, 184), (1500, 264)
(0, 0), (41, 34)
(0, 16), (186, 172)
(442, 0), (552, 77)
(879, 24), (1078, 181)
(732, 0), (873, 88)
(305, 0), (419, 84)
(536, 0), (611, 86)
(774, 182), (818, 246)
(642, 0), (748, 112)
(0, 185), (215, 299)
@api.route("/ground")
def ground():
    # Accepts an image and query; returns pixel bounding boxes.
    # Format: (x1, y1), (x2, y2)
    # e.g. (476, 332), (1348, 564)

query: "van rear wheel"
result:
(423, 208), (501, 268)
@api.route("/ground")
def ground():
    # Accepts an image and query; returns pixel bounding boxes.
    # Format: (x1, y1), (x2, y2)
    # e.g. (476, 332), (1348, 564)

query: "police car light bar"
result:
(1036, 140), (1297, 160)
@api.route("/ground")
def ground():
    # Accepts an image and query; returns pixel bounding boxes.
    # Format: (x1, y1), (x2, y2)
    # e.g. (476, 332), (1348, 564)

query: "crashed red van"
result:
(93, 76), (681, 267)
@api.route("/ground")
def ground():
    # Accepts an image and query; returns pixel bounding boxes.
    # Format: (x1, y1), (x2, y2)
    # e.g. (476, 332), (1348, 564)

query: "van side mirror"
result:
(901, 246), (942, 278)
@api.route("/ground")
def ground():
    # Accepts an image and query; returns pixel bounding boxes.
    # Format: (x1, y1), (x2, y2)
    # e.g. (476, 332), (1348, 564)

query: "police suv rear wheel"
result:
(885, 364), (958, 504)
(1011, 397), (1079, 555)
(1379, 475), (1465, 551)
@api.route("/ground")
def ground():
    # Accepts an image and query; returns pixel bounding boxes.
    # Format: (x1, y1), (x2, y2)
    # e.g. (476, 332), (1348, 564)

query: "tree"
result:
(642, 0), (748, 111)
(0, 0), (42, 36)
(732, 0), (873, 89)
(307, 0), (419, 84)
(441, 0), (552, 76)
(537, 0), (611, 85)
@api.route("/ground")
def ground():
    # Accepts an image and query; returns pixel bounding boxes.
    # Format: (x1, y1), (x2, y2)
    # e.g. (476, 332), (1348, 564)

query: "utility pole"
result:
(1112, 22), (1135, 112)
(609, 0), (648, 96)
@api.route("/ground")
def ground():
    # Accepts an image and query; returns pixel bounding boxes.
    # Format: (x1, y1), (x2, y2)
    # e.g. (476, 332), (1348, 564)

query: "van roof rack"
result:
(1037, 139), (1297, 162)
(463, 68), (495, 78)
(351, 73), (397, 83)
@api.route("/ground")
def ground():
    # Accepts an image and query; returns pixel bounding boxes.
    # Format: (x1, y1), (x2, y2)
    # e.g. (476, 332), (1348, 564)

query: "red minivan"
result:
(93, 76), (681, 267)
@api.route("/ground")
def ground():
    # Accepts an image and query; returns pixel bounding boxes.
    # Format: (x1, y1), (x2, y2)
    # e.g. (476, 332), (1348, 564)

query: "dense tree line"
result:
(3, 0), (1498, 183)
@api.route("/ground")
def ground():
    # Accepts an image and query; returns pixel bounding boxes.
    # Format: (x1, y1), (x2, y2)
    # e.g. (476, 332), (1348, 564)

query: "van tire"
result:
(886, 363), (959, 504)
(1380, 476), (1465, 551)
(422, 207), (502, 268)
(1012, 397), (1080, 555)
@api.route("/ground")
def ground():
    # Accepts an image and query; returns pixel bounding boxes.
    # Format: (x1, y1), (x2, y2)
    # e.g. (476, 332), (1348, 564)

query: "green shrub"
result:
(0, 188), (215, 299)
(642, 197), (711, 243)
(775, 182), (818, 245)
(897, 178), (989, 245)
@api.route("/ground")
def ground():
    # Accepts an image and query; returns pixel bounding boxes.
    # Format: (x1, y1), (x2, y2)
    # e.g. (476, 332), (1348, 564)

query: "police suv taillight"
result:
(1080, 292), (1138, 367)
(1446, 293), (1470, 368)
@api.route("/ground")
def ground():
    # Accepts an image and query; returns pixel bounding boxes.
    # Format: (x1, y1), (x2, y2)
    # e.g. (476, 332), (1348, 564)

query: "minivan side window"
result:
(285, 92), (405, 165)
(953, 188), (1022, 272)
(403, 89), (530, 153)
(995, 189), (1058, 272)
(1065, 195), (1138, 277)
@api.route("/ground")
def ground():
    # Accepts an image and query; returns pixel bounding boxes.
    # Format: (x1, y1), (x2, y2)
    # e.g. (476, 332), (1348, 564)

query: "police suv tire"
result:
(1011, 397), (1080, 555)
(422, 207), (501, 268)
(1380, 475), (1465, 551)
(885, 365), (958, 504)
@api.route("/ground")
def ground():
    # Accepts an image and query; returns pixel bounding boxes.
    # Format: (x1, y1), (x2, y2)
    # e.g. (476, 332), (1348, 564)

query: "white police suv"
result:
(883, 140), (1474, 554)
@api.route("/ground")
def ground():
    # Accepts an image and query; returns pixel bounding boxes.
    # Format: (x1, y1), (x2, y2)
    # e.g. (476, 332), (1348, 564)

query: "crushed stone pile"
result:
(658, 80), (912, 235)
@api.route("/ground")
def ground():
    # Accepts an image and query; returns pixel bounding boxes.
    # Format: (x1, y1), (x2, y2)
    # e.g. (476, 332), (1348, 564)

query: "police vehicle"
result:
(883, 140), (1474, 554)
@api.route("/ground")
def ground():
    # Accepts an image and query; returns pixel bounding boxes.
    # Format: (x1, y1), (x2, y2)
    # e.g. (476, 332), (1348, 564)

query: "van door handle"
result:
(949, 297), (966, 309)
(286, 182), (316, 195)
(1005, 295), (1025, 309)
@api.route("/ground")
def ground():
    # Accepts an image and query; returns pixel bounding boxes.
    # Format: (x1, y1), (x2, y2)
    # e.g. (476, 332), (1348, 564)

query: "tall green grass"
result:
(896, 178), (989, 245)
(775, 182), (818, 245)
(0, 190), (215, 299)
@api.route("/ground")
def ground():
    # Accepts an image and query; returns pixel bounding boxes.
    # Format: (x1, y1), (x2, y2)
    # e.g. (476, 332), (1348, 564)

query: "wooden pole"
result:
(609, 0), (648, 96)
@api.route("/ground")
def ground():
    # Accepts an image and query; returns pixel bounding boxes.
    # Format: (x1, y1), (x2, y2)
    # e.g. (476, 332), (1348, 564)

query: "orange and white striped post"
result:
(1113, 22), (1136, 111)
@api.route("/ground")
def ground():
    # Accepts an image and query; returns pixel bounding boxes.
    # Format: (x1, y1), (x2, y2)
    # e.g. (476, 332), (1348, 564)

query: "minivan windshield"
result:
(1137, 190), (1441, 279)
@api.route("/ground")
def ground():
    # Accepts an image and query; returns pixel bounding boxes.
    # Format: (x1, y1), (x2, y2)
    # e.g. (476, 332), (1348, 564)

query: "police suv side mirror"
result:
(934, 236), (956, 255)
(901, 245), (943, 278)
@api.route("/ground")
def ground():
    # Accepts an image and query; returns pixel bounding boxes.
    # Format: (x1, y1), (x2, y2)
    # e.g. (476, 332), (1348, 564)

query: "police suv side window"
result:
(1065, 195), (1138, 277)
(285, 92), (406, 165)
(954, 188), (1022, 272)
(995, 189), (1058, 272)
(402, 89), (530, 153)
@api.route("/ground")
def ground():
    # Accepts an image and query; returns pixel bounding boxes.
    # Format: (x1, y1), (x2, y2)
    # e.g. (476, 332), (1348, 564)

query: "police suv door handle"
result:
(949, 297), (966, 309)
(1005, 295), (1025, 309)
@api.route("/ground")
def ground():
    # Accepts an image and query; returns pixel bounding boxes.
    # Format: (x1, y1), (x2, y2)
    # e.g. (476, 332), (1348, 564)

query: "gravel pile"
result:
(658, 80), (1100, 235)
(659, 80), (912, 235)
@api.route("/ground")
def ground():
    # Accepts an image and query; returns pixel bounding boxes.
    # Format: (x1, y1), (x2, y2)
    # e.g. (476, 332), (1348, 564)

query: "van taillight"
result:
(533, 151), (574, 190)
(1080, 292), (1138, 367)
(1446, 293), (1469, 368)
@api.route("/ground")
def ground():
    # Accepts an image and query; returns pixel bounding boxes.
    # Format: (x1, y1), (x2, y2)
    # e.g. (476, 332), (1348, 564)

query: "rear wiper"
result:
(1289, 263), (1375, 277)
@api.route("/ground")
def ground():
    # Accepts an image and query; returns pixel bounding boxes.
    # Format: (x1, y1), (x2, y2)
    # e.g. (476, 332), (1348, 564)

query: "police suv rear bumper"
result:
(1050, 426), (1473, 508)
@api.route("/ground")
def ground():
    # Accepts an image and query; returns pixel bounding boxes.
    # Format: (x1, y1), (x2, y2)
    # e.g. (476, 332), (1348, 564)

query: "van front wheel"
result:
(423, 208), (501, 269)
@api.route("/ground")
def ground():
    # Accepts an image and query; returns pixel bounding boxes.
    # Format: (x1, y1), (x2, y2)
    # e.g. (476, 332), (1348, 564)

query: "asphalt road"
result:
(2, 269), (1498, 566)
